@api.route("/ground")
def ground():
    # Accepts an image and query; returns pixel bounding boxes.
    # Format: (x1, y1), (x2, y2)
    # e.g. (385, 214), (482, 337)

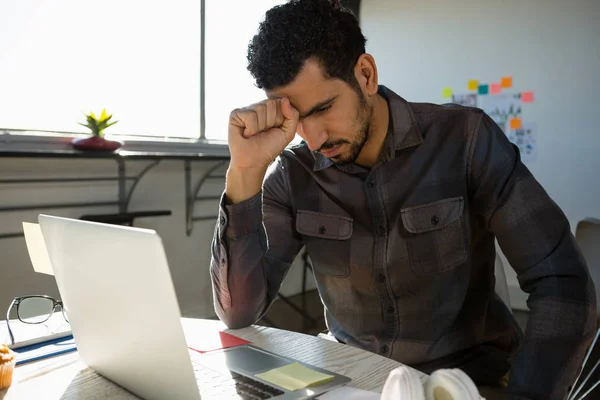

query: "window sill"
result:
(0, 129), (230, 158)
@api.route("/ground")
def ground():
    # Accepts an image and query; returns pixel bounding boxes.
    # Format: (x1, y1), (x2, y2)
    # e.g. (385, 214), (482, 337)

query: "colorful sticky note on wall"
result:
(509, 118), (522, 130)
(442, 87), (453, 98)
(468, 80), (479, 91)
(490, 83), (502, 94)
(521, 91), (535, 103)
(478, 84), (489, 95)
(501, 76), (513, 88)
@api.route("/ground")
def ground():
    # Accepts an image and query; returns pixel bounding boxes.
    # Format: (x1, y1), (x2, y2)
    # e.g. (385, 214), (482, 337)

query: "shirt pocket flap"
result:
(296, 210), (353, 240)
(401, 197), (464, 234)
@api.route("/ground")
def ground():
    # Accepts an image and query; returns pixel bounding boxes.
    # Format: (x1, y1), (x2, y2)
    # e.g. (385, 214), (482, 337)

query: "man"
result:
(210, 1), (596, 398)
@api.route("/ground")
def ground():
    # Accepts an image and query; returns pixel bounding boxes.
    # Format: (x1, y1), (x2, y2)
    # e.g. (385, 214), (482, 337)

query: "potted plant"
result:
(72, 109), (122, 151)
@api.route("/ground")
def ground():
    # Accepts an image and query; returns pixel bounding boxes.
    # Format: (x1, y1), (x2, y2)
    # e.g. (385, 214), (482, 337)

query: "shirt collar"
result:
(379, 85), (423, 153)
(312, 85), (423, 172)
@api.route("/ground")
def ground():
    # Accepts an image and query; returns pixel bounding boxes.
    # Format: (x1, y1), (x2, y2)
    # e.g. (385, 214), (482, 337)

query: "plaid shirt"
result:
(211, 86), (596, 399)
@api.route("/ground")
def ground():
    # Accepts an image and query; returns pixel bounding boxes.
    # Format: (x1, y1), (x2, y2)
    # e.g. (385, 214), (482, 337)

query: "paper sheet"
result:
(451, 93), (478, 107)
(22, 222), (54, 275)
(501, 76), (513, 88)
(318, 386), (380, 400)
(490, 83), (502, 94)
(507, 122), (537, 163)
(467, 80), (479, 91)
(479, 93), (522, 133)
(521, 91), (535, 103)
(509, 117), (522, 130)
(186, 330), (250, 353)
(255, 362), (334, 391)
(442, 87), (453, 98)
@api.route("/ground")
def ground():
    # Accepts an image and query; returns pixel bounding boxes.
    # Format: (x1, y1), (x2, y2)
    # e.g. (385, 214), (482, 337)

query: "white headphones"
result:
(381, 366), (485, 400)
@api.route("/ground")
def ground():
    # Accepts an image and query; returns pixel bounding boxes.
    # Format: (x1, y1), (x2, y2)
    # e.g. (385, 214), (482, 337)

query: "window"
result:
(204, 1), (286, 141)
(0, 0), (287, 142)
(0, 1), (201, 139)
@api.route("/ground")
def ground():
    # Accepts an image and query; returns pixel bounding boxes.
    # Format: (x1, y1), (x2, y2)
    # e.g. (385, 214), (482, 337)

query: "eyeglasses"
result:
(6, 295), (69, 345)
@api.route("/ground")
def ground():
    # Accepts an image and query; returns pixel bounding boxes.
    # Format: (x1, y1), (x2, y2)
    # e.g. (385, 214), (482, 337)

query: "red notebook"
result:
(187, 331), (251, 354)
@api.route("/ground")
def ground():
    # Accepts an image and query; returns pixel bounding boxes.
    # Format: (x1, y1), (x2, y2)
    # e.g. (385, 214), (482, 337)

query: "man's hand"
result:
(225, 98), (299, 204)
(228, 97), (299, 169)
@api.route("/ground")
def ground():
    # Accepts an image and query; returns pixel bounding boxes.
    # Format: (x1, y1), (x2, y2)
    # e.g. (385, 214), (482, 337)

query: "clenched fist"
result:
(225, 97), (299, 204)
(228, 97), (299, 170)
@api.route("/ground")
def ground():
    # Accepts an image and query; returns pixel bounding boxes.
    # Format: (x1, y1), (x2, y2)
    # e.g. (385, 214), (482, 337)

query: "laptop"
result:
(37, 214), (350, 400)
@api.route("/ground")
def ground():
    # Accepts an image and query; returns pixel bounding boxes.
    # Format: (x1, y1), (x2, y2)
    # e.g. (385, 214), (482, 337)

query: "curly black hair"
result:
(247, 0), (367, 91)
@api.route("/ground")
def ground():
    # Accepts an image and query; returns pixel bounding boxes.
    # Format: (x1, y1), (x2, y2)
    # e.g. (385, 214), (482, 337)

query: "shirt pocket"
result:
(296, 210), (353, 278)
(401, 197), (467, 275)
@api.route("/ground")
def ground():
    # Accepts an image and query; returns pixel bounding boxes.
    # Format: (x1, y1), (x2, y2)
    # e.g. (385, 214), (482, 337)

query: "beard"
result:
(324, 90), (373, 165)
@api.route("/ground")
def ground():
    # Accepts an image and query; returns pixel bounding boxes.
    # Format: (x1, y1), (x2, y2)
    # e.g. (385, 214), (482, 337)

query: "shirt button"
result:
(220, 216), (226, 225)
(431, 215), (440, 225)
(387, 306), (395, 314)
(368, 179), (375, 188)
(319, 226), (327, 234)
(377, 273), (386, 283)
(377, 225), (386, 235)
(380, 344), (389, 354)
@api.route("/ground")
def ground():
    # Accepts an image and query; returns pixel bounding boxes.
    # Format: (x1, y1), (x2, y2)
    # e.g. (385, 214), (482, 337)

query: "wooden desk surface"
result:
(1, 318), (424, 399)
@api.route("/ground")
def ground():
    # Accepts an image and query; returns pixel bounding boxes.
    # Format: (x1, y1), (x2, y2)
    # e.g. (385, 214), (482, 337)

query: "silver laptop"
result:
(37, 214), (350, 400)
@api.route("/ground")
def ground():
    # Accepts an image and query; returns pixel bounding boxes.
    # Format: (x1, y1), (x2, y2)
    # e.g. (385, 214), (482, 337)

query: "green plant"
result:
(79, 109), (118, 137)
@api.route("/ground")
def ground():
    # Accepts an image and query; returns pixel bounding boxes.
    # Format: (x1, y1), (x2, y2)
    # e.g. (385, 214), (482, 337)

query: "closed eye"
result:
(315, 105), (331, 114)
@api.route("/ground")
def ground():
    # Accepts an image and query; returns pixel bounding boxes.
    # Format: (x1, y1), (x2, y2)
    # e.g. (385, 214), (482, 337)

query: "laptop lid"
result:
(38, 214), (201, 400)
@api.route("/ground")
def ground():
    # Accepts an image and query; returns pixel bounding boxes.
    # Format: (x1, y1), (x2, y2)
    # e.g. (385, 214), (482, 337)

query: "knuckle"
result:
(230, 108), (253, 121)
(231, 108), (258, 128)
(254, 103), (267, 114)
(229, 108), (241, 119)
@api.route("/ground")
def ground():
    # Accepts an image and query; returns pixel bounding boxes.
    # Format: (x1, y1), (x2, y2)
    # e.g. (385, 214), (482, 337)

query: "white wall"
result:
(0, 157), (315, 319)
(361, 0), (600, 309)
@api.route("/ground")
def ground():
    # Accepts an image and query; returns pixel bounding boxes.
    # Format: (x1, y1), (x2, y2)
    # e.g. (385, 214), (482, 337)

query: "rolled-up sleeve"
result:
(468, 112), (596, 399)
(210, 156), (303, 329)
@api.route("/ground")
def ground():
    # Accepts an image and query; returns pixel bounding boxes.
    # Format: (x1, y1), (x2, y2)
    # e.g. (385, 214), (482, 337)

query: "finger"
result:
(280, 97), (299, 139)
(274, 99), (285, 128)
(264, 124), (296, 149)
(239, 110), (259, 138)
(254, 103), (267, 134)
(228, 108), (246, 141)
(265, 99), (277, 130)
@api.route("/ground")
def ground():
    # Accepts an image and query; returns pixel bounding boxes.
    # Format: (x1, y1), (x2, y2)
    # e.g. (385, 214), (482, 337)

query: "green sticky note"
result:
(255, 362), (334, 391)
(442, 87), (453, 98)
(478, 84), (489, 95)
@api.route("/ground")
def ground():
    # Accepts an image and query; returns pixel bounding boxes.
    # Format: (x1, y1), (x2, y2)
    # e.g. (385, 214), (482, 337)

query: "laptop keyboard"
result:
(192, 360), (285, 399)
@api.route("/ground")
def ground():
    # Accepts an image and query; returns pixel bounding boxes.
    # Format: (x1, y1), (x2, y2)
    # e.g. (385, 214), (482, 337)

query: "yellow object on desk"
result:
(255, 362), (334, 391)
(0, 344), (16, 390)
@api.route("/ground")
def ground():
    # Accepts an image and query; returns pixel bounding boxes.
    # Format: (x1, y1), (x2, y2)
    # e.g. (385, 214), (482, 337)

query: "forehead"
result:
(266, 59), (344, 112)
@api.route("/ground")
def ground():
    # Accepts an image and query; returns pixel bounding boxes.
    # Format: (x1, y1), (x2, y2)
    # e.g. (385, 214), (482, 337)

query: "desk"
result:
(1, 318), (422, 399)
